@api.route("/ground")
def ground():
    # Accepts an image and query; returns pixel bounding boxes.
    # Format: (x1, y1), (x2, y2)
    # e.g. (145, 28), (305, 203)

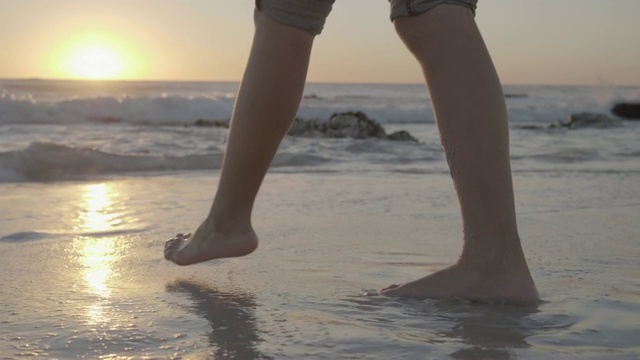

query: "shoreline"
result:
(1, 170), (639, 358)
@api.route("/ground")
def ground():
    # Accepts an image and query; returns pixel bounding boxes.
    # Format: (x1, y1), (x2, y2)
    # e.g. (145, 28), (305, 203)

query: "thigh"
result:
(389, 0), (477, 20)
(256, 0), (335, 35)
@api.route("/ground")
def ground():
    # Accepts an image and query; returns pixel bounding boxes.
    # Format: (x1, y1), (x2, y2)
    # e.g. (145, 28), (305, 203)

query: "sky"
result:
(0, 0), (639, 85)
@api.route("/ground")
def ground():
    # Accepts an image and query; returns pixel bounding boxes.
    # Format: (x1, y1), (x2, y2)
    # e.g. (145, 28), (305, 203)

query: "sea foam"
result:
(2, 81), (637, 126)
(0, 141), (332, 182)
(0, 142), (222, 181)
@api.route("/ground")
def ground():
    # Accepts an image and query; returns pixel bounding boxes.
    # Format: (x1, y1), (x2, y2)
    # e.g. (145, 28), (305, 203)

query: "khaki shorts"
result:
(256, 0), (478, 35)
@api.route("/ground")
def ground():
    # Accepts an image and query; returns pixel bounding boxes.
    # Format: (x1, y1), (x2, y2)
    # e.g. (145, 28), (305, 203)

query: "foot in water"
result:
(379, 257), (539, 304)
(164, 220), (258, 266)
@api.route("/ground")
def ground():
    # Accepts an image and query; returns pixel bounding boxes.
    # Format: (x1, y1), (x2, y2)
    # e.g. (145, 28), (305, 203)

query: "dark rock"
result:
(287, 111), (417, 141)
(566, 112), (620, 128)
(287, 118), (326, 137)
(518, 125), (543, 130)
(327, 112), (386, 139)
(549, 112), (620, 129)
(505, 93), (528, 98)
(388, 130), (418, 142)
(611, 102), (640, 120)
(194, 119), (229, 128)
(547, 120), (566, 129)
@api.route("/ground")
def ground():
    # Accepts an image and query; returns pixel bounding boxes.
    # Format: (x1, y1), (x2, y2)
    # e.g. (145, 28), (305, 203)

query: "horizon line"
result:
(0, 77), (638, 88)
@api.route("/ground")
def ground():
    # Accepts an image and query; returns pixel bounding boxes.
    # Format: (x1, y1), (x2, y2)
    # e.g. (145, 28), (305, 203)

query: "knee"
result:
(393, 4), (476, 51)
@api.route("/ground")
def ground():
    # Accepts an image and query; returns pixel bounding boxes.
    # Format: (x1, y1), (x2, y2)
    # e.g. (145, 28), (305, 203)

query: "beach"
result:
(1, 80), (639, 359)
(1, 170), (639, 359)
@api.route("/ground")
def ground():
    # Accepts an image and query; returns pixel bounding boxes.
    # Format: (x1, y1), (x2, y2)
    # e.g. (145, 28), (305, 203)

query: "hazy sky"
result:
(1, 0), (639, 85)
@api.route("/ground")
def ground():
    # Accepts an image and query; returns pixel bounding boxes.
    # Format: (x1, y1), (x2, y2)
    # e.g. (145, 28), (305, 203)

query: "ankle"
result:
(208, 199), (252, 227)
(205, 212), (253, 235)
(458, 235), (526, 268)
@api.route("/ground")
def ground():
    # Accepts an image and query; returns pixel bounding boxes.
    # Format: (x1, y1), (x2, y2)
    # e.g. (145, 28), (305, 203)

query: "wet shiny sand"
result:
(1, 171), (639, 359)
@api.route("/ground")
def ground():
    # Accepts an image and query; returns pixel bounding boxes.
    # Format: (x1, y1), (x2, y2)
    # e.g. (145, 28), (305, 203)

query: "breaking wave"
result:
(0, 142), (330, 182)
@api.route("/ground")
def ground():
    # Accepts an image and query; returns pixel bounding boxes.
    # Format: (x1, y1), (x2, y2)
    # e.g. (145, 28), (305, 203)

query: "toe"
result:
(379, 284), (404, 295)
(164, 247), (174, 260)
(380, 284), (400, 292)
(164, 237), (182, 250)
(164, 237), (185, 260)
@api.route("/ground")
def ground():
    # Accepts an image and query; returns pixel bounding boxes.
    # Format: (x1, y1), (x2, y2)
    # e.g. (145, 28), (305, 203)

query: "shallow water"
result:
(1, 171), (639, 359)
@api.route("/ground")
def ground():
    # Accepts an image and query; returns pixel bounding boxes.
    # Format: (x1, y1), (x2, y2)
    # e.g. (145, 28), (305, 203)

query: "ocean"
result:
(1, 80), (639, 182)
(0, 79), (639, 359)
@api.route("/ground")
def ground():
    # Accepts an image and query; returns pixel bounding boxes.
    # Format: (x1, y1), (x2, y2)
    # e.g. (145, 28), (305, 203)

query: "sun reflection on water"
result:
(78, 183), (117, 232)
(79, 236), (116, 297)
(73, 183), (127, 324)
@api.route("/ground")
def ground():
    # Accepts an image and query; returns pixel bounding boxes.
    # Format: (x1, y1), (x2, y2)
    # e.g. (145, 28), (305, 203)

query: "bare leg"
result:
(165, 11), (315, 265)
(380, 5), (539, 302)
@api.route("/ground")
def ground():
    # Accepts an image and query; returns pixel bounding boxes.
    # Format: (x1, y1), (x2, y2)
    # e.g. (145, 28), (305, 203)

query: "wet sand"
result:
(1, 170), (639, 359)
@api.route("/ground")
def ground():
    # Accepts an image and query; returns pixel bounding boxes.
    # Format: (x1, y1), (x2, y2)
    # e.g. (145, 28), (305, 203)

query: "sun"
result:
(51, 31), (143, 80)
(68, 46), (123, 79)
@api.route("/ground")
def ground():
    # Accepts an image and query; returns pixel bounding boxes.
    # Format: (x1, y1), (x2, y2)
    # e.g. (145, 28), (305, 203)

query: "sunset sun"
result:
(52, 31), (142, 80)
(68, 46), (123, 79)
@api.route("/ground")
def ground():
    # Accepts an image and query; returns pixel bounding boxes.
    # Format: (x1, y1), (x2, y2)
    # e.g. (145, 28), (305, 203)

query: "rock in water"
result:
(504, 93), (528, 98)
(387, 130), (417, 141)
(565, 112), (620, 129)
(327, 112), (386, 139)
(287, 111), (417, 141)
(194, 119), (229, 128)
(611, 103), (640, 120)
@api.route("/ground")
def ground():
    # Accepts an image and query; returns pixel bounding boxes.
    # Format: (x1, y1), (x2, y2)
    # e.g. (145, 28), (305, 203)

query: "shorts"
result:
(255, 0), (478, 35)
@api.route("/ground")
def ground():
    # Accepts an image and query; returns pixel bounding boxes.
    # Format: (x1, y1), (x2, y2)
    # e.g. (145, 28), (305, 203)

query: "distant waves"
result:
(0, 142), (335, 182)
(0, 93), (436, 125)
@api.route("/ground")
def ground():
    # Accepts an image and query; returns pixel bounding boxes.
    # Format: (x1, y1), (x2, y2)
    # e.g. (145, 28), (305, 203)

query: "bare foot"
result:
(380, 257), (539, 304)
(164, 221), (258, 266)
